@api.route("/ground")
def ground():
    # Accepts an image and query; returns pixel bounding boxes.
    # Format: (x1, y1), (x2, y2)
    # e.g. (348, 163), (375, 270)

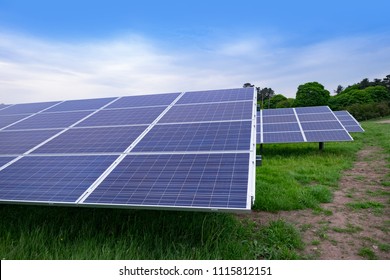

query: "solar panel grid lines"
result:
(0, 101), (66, 131)
(0, 155), (118, 203)
(257, 106), (354, 144)
(0, 114), (32, 130)
(1, 88), (256, 213)
(176, 88), (254, 105)
(82, 153), (251, 210)
(75, 91), (187, 204)
(44, 97), (117, 112)
(105, 92), (181, 109)
(0, 101), (62, 115)
(334, 111), (365, 133)
(0, 157), (16, 169)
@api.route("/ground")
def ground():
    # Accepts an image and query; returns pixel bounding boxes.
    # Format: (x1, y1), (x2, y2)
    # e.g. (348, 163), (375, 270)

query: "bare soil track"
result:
(244, 145), (390, 259)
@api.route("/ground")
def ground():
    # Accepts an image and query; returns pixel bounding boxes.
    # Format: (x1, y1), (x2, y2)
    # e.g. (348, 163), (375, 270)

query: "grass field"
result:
(1, 117), (389, 259)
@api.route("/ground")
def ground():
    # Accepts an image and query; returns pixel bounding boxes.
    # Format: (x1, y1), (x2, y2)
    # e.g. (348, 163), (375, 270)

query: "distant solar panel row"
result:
(0, 88), (256, 212)
(257, 106), (354, 144)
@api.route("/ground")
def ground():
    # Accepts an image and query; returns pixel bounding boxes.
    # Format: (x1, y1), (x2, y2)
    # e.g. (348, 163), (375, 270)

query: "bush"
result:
(347, 102), (390, 121)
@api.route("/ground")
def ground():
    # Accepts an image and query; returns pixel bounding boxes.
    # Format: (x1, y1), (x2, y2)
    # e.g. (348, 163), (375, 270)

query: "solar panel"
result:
(33, 126), (148, 154)
(76, 107), (167, 127)
(176, 88), (254, 104)
(0, 104), (9, 110)
(334, 111), (364, 132)
(0, 88), (257, 213)
(0, 130), (62, 154)
(0, 101), (60, 115)
(5, 111), (93, 130)
(0, 157), (15, 168)
(83, 153), (250, 210)
(45, 97), (116, 112)
(133, 121), (251, 152)
(0, 156), (117, 203)
(0, 114), (31, 129)
(106, 92), (180, 109)
(159, 101), (253, 123)
(257, 106), (353, 144)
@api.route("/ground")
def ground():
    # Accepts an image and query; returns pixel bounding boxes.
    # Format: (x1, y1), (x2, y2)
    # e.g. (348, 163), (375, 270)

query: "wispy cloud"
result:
(1, 30), (389, 104)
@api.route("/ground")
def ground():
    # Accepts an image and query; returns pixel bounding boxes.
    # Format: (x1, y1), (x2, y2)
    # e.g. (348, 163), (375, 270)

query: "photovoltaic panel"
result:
(0, 114), (31, 129)
(177, 88), (253, 105)
(0, 104), (9, 110)
(159, 101), (253, 123)
(76, 107), (167, 127)
(300, 121), (343, 130)
(257, 106), (353, 144)
(133, 121), (251, 152)
(262, 115), (297, 123)
(297, 113), (337, 122)
(83, 153), (250, 210)
(334, 111), (364, 132)
(0, 156), (117, 203)
(263, 123), (301, 133)
(5, 111), (93, 130)
(295, 106), (330, 114)
(0, 157), (15, 168)
(45, 97), (116, 112)
(0, 130), (62, 154)
(304, 130), (353, 142)
(263, 132), (304, 143)
(33, 126), (148, 154)
(0, 101), (60, 115)
(262, 108), (294, 116)
(0, 87), (256, 213)
(106, 92), (180, 109)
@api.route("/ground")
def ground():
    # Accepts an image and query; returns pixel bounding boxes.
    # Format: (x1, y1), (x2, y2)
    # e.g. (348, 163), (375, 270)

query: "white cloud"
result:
(0, 30), (389, 104)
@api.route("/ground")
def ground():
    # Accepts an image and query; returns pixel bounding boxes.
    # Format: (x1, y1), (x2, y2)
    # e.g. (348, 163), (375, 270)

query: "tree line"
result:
(244, 74), (390, 121)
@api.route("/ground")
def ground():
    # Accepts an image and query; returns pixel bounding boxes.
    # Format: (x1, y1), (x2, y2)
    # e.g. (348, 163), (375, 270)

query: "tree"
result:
(269, 94), (287, 109)
(243, 82), (254, 88)
(258, 87), (275, 108)
(294, 82), (330, 107)
(334, 85), (344, 95)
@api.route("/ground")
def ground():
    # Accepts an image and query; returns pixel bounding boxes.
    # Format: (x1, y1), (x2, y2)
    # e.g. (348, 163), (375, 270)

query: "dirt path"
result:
(246, 145), (390, 259)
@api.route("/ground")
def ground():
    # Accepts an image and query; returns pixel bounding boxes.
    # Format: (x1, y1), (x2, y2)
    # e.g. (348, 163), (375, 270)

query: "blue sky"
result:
(0, 0), (389, 103)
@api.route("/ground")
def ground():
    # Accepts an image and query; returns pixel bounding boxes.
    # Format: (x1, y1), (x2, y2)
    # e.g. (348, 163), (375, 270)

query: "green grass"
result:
(346, 201), (384, 210)
(1, 117), (389, 259)
(332, 223), (363, 234)
(358, 247), (377, 260)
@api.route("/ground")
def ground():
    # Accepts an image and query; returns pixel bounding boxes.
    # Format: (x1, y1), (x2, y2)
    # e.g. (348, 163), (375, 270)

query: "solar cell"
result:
(300, 121), (343, 130)
(295, 106), (330, 114)
(0, 156), (117, 203)
(263, 132), (304, 143)
(263, 123), (301, 133)
(262, 115), (297, 123)
(76, 107), (167, 127)
(0, 101), (60, 115)
(305, 130), (352, 142)
(0, 104), (9, 110)
(177, 88), (253, 105)
(133, 121), (251, 152)
(159, 101), (253, 123)
(0, 130), (62, 154)
(83, 153), (250, 210)
(0, 157), (15, 168)
(33, 126), (147, 154)
(334, 111), (364, 132)
(45, 97), (116, 112)
(262, 108), (294, 116)
(0, 114), (31, 129)
(297, 113), (337, 122)
(106, 92), (180, 109)
(5, 111), (93, 130)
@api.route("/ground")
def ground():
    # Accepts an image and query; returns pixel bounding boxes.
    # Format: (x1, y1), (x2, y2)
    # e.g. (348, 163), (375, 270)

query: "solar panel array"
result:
(333, 111), (364, 132)
(0, 88), (256, 212)
(257, 106), (354, 144)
